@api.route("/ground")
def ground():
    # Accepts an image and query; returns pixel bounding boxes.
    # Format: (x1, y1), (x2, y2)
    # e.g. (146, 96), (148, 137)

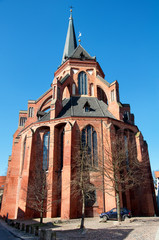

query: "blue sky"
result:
(0, 0), (159, 175)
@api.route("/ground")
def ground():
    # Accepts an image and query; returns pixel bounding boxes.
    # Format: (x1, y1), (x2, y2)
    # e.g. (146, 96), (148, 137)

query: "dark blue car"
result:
(100, 207), (131, 221)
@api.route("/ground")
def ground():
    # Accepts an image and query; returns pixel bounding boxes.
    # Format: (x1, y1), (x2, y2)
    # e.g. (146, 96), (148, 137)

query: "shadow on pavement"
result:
(54, 227), (134, 240)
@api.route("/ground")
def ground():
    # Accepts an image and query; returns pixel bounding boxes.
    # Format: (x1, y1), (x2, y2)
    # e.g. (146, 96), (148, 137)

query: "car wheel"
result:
(103, 215), (108, 222)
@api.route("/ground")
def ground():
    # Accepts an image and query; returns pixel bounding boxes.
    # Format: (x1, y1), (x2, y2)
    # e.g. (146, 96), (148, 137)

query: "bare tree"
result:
(26, 164), (54, 224)
(71, 144), (97, 229)
(97, 129), (150, 222)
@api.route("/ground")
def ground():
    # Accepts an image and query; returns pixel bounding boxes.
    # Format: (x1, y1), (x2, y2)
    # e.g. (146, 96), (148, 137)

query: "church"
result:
(0, 10), (156, 220)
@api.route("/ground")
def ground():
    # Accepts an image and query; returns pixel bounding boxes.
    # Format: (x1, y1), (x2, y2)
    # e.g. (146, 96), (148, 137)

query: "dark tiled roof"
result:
(38, 111), (50, 122)
(57, 96), (116, 119)
(37, 97), (116, 122)
(69, 45), (96, 61)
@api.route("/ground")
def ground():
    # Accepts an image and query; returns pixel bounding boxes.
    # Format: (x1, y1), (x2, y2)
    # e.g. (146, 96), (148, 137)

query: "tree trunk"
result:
(40, 211), (43, 224)
(80, 190), (85, 229)
(116, 192), (121, 222)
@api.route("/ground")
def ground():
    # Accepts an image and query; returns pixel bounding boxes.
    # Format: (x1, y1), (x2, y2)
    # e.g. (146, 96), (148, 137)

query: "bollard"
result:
(26, 225), (30, 233)
(35, 226), (39, 236)
(51, 231), (56, 240)
(40, 229), (45, 240)
(21, 223), (25, 231)
(40, 229), (52, 240)
(30, 225), (34, 234)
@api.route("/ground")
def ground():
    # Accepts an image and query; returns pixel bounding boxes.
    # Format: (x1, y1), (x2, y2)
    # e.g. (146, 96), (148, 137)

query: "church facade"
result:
(0, 11), (156, 220)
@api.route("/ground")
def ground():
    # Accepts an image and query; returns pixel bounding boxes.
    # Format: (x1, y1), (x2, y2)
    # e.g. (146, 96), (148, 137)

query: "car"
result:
(100, 207), (131, 221)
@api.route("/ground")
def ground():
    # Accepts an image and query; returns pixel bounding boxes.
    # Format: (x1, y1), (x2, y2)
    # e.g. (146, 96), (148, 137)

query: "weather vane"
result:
(78, 32), (82, 44)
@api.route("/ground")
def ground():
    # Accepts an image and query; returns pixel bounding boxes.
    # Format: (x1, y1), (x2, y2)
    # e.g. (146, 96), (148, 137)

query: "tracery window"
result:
(78, 71), (88, 95)
(43, 132), (50, 170)
(81, 125), (98, 167)
(19, 117), (27, 126)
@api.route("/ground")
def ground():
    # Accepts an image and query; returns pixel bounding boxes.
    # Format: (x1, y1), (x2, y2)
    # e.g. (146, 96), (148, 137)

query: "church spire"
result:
(61, 9), (77, 64)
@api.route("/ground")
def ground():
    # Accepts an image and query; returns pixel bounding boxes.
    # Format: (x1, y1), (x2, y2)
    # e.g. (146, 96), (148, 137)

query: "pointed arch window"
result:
(28, 107), (34, 117)
(19, 117), (27, 127)
(124, 135), (129, 170)
(78, 71), (88, 95)
(90, 83), (94, 96)
(21, 137), (26, 174)
(81, 125), (98, 167)
(43, 132), (50, 170)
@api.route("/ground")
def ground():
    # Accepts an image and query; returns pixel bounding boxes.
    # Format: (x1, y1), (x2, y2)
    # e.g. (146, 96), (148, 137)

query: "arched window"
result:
(19, 117), (27, 126)
(28, 107), (34, 117)
(78, 71), (88, 95)
(81, 125), (98, 167)
(43, 132), (50, 170)
(97, 86), (108, 104)
(21, 137), (26, 174)
(90, 83), (94, 96)
(60, 130), (64, 170)
(124, 135), (129, 170)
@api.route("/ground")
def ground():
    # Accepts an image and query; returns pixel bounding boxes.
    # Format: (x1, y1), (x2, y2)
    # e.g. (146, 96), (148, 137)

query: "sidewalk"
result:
(0, 219), (39, 240)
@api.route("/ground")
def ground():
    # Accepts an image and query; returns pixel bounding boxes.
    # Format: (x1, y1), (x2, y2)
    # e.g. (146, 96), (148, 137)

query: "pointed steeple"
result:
(62, 9), (77, 64)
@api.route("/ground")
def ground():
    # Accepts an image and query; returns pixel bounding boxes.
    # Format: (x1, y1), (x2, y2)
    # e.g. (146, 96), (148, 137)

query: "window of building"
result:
(60, 130), (64, 170)
(72, 83), (76, 95)
(19, 117), (27, 127)
(43, 132), (50, 170)
(84, 102), (90, 112)
(124, 135), (129, 170)
(53, 86), (56, 99)
(97, 87), (108, 104)
(57, 87), (60, 100)
(21, 137), (26, 174)
(90, 83), (94, 96)
(123, 111), (129, 122)
(81, 125), (98, 167)
(78, 71), (88, 95)
(28, 107), (34, 117)
(111, 90), (115, 102)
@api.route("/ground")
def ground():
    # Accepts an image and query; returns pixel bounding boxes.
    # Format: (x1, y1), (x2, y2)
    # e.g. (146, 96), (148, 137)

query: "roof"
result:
(57, 96), (116, 119)
(62, 12), (77, 64)
(69, 44), (96, 61)
(154, 171), (159, 179)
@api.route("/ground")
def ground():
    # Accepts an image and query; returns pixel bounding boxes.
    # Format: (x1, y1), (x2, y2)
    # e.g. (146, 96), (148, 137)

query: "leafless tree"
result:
(71, 144), (97, 229)
(26, 167), (50, 223)
(97, 129), (150, 222)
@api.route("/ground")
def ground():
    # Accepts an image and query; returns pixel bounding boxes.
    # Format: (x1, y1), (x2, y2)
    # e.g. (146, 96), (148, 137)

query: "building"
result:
(0, 10), (156, 220)
(0, 176), (6, 211)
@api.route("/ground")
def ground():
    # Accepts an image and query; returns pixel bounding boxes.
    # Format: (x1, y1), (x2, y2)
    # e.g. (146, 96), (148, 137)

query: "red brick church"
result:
(0, 11), (156, 220)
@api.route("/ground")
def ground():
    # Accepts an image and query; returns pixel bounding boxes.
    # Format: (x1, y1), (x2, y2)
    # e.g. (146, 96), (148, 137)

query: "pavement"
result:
(0, 217), (159, 240)
(0, 220), (39, 240)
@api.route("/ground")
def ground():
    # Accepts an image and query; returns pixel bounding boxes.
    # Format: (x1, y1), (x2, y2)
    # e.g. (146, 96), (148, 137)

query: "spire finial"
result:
(69, 6), (73, 19)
